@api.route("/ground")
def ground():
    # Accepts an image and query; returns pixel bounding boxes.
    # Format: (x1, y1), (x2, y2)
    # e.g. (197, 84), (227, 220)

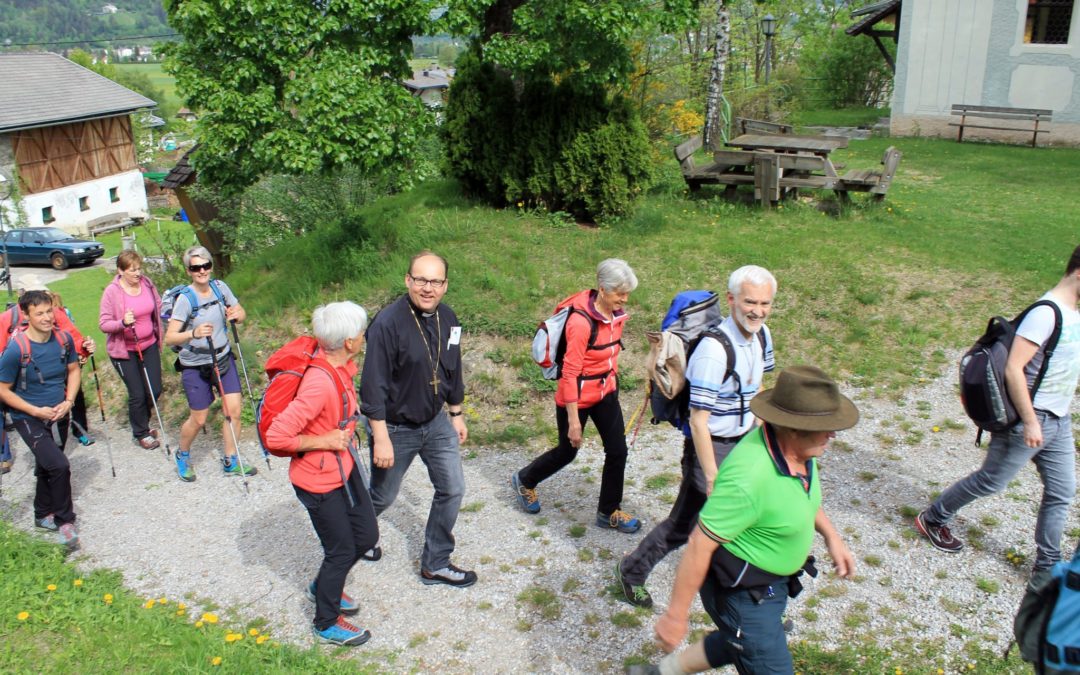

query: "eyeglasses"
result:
(408, 275), (446, 289)
(188, 262), (213, 273)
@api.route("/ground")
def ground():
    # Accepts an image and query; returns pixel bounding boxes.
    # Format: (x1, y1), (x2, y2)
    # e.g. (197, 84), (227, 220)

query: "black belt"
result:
(711, 432), (746, 444)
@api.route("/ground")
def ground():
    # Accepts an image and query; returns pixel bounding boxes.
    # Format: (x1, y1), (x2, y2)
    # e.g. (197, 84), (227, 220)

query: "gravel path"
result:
(2, 351), (1076, 673)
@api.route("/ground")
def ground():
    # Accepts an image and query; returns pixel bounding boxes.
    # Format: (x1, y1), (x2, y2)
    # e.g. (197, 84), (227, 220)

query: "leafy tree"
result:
(161, 0), (433, 196)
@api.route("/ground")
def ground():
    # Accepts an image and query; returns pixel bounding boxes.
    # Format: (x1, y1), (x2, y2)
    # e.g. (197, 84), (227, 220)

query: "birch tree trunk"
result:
(702, 1), (730, 151)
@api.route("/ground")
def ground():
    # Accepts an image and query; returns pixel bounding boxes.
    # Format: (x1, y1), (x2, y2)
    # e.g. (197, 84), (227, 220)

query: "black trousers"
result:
(15, 416), (74, 525)
(293, 465), (379, 630)
(518, 390), (628, 516)
(111, 342), (163, 439)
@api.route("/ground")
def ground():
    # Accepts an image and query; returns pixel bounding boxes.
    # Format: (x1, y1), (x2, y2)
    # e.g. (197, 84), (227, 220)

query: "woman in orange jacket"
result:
(512, 258), (642, 533)
(264, 301), (378, 647)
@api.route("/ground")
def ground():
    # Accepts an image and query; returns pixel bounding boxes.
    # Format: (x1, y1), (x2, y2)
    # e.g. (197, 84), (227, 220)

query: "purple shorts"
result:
(180, 354), (242, 411)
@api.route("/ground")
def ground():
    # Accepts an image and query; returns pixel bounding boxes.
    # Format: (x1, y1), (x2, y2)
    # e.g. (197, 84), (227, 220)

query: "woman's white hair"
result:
(728, 265), (777, 296)
(596, 258), (638, 293)
(183, 245), (214, 268)
(312, 301), (368, 351)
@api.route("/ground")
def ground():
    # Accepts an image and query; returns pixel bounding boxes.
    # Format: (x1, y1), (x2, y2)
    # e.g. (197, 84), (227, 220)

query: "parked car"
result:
(0, 227), (105, 270)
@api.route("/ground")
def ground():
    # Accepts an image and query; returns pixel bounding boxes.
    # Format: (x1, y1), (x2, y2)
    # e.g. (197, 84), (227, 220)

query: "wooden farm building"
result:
(0, 52), (155, 233)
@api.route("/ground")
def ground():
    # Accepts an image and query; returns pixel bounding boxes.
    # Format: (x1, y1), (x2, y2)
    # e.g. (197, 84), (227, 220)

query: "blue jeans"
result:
(926, 411), (1076, 570)
(369, 412), (465, 572)
(700, 577), (793, 674)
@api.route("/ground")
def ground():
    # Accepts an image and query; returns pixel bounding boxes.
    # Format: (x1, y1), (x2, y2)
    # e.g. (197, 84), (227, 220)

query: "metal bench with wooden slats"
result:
(835, 146), (902, 202)
(949, 104), (1052, 147)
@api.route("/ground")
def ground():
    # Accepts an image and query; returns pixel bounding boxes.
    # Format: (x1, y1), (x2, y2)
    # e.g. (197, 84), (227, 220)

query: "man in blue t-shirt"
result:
(917, 244), (1080, 573)
(618, 265), (776, 608)
(0, 290), (81, 550)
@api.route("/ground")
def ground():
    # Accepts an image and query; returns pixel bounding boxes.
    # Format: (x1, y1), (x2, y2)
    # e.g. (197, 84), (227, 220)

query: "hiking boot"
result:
(35, 514), (58, 531)
(222, 455), (257, 477)
(306, 581), (360, 616)
(361, 545), (382, 562)
(597, 510), (641, 534)
(0, 459), (12, 474)
(421, 563), (478, 588)
(58, 522), (79, 551)
(312, 616), (371, 646)
(511, 471), (541, 514)
(137, 435), (160, 450)
(176, 451), (196, 482)
(615, 561), (653, 608)
(77, 433), (94, 447)
(914, 510), (964, 553)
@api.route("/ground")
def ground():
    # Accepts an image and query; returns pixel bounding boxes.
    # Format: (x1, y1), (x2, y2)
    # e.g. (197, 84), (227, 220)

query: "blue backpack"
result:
(1013, 545), (1080, 673)
(160, 280), (228, 352)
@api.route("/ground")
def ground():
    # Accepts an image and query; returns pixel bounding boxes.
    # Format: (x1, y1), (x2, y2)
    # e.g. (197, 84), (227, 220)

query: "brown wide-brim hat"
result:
(750, 365), (859, 432)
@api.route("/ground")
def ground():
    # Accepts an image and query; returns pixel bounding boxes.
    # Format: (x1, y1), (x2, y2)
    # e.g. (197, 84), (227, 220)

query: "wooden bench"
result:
(87, 213), (142, 238)
(835, 146), (902, 202)
(734, 117), (794, 136)
(949, 104), (1052, 147)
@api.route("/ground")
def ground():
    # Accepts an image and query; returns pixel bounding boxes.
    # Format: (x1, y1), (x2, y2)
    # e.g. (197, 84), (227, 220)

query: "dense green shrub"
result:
(800, 28), (893, 108)
(446, 62), (654, 221)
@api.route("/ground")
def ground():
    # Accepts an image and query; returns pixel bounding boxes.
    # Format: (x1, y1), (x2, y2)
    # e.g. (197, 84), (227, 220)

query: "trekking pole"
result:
(222, 301), (269, 470)
(207, 336), (250, 494)
(71, 417), (114, 478)
(126, 331), (172, 459)
(89, 355), (107, 424)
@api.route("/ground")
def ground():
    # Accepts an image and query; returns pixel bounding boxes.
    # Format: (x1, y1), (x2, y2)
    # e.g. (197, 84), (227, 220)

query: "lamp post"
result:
(0, 172), (12, 300)
(760, 13), (776, 85)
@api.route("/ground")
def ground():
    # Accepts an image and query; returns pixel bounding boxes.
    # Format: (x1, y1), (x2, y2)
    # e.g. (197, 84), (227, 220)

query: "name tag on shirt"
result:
(449, 326), (461, 346)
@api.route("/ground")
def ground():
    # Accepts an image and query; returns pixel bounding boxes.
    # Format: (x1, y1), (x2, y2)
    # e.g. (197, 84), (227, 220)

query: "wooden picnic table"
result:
(726, 133), (849, 179)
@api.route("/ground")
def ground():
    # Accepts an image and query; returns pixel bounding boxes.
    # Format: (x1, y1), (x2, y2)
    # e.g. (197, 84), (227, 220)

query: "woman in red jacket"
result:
(264, 301), (378, 647)
(512, 259), (641, 533)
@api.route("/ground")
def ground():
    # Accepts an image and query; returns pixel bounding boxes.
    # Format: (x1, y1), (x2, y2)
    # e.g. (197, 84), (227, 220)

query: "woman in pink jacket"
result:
(264, 301), (378, 648)
(98, 250), (163, 450)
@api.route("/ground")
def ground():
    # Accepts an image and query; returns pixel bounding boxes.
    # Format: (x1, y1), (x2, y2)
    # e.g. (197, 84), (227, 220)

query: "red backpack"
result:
(256, 336), (352, 458)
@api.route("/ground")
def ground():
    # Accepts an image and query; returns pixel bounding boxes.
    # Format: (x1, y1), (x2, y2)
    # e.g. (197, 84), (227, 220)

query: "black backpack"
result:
(958, 300), (1062, 446)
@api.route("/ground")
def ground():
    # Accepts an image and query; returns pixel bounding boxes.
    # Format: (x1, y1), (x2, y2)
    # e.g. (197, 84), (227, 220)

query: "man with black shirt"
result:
(360, 251), (475, 587)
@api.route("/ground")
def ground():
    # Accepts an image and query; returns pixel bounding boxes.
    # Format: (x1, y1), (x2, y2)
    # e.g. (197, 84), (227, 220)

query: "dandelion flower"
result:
(225, 634), (239, 643)
(144, 600), (155, 609)
(256, 635), (269, 645)
(73, 579), (83, 587)
(195, 621), (205, 628)
(103, 594), (113, 605)
(46, 584), (57, 592)
(176, 609), (185, 617)
(211, 656), (222, 666)
(17, 611), (29, 621)
(158, 597), (167, 605)
(202, 612), (219, 624)
(177, 603), (186, 610)
(248, 628), (259, 637)
(932, 426), (941, 433)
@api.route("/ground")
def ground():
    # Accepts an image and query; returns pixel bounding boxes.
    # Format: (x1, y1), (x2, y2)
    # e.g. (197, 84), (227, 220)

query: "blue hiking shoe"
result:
(596, 510), (641, 534)
(35, 514), (58, 531)
(511, 471), (541, 514)
(222, 455), (257, 477)
(175, 451), (196, 482)
(307, 580), (360, 616)
(312, 616), (370, 646)
(77, 433), (94, 447)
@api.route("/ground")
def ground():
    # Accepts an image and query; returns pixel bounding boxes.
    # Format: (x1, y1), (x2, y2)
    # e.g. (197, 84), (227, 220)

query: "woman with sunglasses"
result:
(99, 250), (163, 451)
(163, 246), (256, 482)
(264, 301), (377, 647)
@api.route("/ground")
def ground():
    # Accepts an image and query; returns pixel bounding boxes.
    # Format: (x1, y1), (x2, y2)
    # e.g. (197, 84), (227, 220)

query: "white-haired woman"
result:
(265, 301), (378, 647)
(512, 258), (642, 533)
(163, 246), (254, 481)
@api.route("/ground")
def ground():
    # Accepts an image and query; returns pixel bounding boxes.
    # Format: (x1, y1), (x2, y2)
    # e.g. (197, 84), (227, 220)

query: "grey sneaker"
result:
(914, 510), (964, 553)
(58, 522), (79, 551)
(421, 563), (477, 588)
(615, 561), (653, 608)
(35, 514), (58, 531)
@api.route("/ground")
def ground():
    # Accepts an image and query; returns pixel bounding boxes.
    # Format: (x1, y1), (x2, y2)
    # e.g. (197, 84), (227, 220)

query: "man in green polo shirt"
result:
(636, 365), (858, 675)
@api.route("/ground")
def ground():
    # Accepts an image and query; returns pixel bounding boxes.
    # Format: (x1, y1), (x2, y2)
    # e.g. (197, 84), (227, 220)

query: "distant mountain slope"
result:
(0, 0), (172, 48)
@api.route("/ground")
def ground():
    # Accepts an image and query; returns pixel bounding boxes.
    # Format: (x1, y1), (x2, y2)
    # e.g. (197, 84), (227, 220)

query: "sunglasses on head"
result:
(188, 262), (213, 273)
